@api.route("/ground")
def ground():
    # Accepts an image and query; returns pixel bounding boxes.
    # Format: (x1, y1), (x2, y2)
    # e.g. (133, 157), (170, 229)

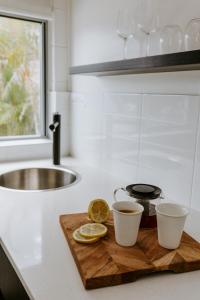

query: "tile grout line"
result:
(136, 94), (144, 182)
(189, 97), (200, 211)
(97, 91), (200, 97)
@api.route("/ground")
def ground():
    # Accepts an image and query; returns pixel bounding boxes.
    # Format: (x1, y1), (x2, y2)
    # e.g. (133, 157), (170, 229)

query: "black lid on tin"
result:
(126, 184), (162, 200)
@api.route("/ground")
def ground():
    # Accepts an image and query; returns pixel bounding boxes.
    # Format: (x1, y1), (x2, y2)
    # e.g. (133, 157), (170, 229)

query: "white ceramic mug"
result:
(156, 202), (189, 249)
(112, 201), (144, 247)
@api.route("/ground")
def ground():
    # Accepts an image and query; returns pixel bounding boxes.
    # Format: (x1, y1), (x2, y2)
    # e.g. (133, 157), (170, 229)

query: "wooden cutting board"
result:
(60, 212), (200, 290)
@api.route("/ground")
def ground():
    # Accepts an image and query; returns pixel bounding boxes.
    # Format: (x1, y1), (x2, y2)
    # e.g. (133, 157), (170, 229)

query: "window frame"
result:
(0, 12), (47, 141)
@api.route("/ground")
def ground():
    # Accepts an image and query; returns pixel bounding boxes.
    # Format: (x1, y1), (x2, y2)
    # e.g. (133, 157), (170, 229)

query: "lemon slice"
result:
(73, 228), (100, 244)
(79, 223), (108, 238)
(88, 199), (110, 223)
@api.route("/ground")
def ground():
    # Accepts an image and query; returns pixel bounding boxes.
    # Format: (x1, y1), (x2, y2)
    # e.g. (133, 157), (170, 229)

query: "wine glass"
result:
(116, 9), (135, 59)
(160, 25), (183, 54)
(185, 18), (200, 51)
(135, 0), (158, 56)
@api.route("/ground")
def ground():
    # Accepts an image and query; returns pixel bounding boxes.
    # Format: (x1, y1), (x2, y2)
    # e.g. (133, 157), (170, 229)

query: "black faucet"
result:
(49, 112), (61, 165)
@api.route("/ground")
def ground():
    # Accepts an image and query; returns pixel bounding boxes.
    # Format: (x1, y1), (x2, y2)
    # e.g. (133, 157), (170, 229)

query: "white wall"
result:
(70, 0), (200, 211)
(0, 0), (70, 161)
(70, 0), (200, 64)
(48, 0), (71, 157)
(0, 0), (52, 17)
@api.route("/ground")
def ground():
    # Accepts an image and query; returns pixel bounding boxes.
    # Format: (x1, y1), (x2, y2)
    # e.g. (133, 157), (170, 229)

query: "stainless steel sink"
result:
(0, 167), (80, 191)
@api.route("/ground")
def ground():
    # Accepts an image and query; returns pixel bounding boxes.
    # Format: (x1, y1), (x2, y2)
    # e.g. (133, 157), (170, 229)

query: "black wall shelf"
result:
(70, 50), (200, 76)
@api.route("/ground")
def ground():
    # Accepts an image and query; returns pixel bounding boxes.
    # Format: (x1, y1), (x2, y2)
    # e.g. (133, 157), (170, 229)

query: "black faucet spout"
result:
(49, 113), (61, 165)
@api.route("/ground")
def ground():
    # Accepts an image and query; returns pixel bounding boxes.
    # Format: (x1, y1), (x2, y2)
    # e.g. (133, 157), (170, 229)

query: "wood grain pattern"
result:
(60, 212), (200, 290)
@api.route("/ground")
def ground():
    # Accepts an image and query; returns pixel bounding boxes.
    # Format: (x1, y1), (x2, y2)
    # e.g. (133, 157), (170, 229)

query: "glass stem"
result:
(146, 33), (150, 56)
(123, 37), (128, 59)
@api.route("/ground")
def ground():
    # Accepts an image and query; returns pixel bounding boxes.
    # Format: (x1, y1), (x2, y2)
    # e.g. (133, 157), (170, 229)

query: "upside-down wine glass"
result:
(116, 9), (135, 59)
(136, 0), (157, 56)
(185, 18), (200, 51)
(160, 25), (183, 54)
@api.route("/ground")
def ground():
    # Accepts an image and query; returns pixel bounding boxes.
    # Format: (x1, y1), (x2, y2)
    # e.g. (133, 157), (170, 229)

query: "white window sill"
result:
(0, 138), (52, 148)
(0, 138), (52, 162)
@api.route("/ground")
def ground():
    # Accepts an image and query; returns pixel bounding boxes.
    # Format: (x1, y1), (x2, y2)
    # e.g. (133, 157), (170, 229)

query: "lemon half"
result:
(79, 223), (108, 238)
(88, 199), (110, 223)
(73, 228), (100, 244)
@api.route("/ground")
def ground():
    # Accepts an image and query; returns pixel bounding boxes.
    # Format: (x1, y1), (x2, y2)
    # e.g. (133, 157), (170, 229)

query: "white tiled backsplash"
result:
(70, 0), (200, 211)
(70, 81), (200, 211)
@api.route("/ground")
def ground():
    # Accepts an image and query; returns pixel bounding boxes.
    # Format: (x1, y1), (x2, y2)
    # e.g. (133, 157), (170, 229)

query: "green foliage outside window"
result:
(0, 16), (42, 137)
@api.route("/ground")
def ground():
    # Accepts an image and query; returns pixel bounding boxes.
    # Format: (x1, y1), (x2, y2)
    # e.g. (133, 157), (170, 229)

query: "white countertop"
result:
(0, 158), (200, 300)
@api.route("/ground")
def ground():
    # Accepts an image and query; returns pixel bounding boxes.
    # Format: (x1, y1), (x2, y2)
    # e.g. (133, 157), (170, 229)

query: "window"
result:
(0, 14), (46, 140)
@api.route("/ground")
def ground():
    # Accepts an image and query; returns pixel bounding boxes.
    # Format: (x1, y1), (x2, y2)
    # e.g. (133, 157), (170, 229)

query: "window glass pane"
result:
(0, 16), (44, 138)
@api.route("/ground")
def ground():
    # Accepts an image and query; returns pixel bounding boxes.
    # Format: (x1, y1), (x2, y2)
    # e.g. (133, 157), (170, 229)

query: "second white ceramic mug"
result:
(112, 201), (144, 247)
(156, 202), (189, 249)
